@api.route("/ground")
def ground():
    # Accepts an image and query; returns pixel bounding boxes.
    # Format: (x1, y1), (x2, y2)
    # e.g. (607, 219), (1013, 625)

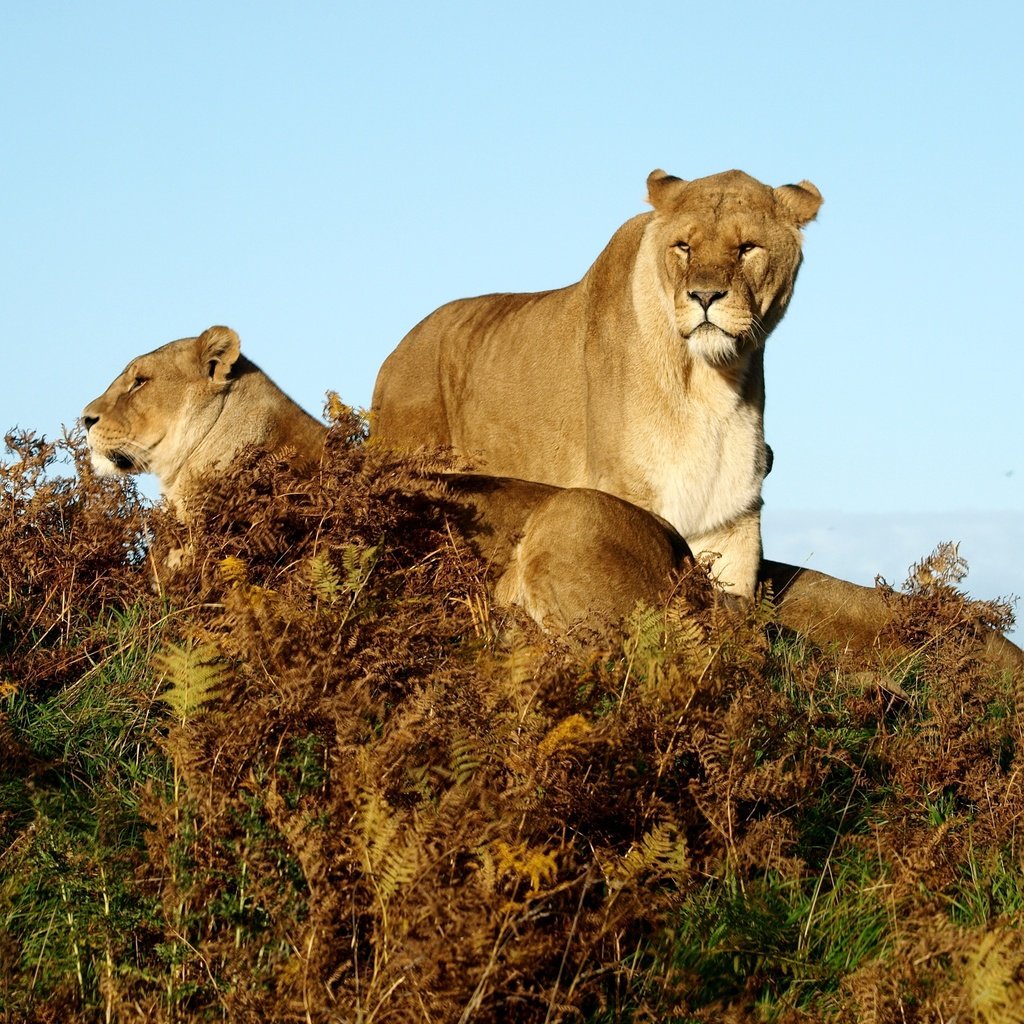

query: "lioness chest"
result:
(622, 393), (765, 540)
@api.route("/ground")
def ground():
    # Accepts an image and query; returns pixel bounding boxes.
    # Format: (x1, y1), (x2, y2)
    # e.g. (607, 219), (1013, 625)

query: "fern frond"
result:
(308, 553), (343, 605)
(502, 642), (545, 688)
(307, 545), (378, 616)
(537, 714), (591, 760)
(325, 391), (350, 424)
(475, 844), (497, 894)
(663, 613), (705, 658)
(623, 603), (664, 665)
(963, 928), (1024, 1024)
(341, 542), (379, 596)
(218, 555), (249, 587)
(152, 639), (230, 724)
(450, 731), (483, 786)
(324, 392), (370, 442)
(904, 541), (968, 594)
(356, 788), (400, 873)
(607, 821), (688, 893)
(378, 838), (421, 903)
(493, 839), (558, 891)
(355, 787), (421, 903)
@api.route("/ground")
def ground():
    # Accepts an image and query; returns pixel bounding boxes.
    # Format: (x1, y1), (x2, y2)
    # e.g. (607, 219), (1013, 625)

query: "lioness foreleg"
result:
(687, 510), (762, 600)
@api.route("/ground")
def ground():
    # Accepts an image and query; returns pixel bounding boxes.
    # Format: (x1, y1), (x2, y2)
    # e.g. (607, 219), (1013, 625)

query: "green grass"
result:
(1, 604), (170, 1020)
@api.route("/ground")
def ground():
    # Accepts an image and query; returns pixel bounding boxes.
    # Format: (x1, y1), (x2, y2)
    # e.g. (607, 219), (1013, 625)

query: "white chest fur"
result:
(635, 385), (763, 539)
(598, 322), (765, 542)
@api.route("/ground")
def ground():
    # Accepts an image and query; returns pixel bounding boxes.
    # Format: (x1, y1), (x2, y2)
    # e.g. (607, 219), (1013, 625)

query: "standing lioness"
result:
(373, 169), (822, 598)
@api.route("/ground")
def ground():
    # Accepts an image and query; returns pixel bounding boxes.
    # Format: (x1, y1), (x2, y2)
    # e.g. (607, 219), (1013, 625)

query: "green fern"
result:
(964, 929), (1024, 1024)
(341, 542), (379, 595)
(308, 544), (379, 613)
(152, 639), (230, 724)
(355, 787), (421, 903)
(356, 788), (400, 873)
(377, 838), (422, 903)
(621, 603), (667, 699)
(608, 821), (689, 893)
(450, 730), (483, 785)
(624, 603), (665, 666)
(308, 553), (343, 605)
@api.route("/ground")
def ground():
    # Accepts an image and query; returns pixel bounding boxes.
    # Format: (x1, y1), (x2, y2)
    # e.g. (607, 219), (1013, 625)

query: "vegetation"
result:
(1, 414), (1022, 1023)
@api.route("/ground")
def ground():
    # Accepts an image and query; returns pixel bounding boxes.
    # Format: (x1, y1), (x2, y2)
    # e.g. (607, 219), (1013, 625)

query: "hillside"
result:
(1, 419), (1023, 1023)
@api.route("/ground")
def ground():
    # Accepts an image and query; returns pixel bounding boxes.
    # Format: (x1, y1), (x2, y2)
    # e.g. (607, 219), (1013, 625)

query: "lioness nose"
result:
(82, 415), (99, 431)
(689, 290), (726, 311)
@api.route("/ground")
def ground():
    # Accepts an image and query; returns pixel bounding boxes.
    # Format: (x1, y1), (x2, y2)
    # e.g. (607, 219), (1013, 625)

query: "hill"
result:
(1, 420), (1022, 1023)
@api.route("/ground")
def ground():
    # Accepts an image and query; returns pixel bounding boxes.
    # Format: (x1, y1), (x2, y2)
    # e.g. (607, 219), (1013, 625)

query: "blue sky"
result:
(3, 1), (1021, 632)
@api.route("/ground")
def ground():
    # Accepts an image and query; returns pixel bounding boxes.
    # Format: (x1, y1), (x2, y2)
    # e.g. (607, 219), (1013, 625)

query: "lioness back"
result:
(373, 169), (822, 598)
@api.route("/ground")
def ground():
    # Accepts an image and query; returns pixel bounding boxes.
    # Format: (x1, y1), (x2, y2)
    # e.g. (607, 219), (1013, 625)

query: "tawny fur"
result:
(82, 326), (325, 517)
(80, 326), (674, 628)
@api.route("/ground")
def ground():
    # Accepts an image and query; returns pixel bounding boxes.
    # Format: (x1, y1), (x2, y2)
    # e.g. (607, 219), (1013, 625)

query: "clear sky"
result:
(3, 1), (1021, 632)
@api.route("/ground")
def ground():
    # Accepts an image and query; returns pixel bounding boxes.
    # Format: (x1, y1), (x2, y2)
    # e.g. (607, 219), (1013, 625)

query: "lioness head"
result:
(645, 168), (822, 367)
(82, 325), (326, 510)
(82, 326), (244, 482)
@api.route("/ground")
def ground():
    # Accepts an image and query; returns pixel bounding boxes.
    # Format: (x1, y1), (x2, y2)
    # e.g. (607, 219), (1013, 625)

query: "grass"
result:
(1, 605), (169, 1021)
(1, 426), (1022, 1022)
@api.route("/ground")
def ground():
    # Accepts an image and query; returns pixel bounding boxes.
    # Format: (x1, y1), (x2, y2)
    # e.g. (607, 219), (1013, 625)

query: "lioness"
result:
(81, 328), (1024, 677)
(372, 168), (823, 599)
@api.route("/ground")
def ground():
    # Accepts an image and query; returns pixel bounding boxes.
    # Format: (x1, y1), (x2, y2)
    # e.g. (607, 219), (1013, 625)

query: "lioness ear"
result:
(774, 181), (823, 226)
(197, 325), (241, 384)
(646, 168), (687, 208)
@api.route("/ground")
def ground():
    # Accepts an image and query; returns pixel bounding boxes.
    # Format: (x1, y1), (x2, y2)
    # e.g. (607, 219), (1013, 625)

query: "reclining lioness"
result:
(81, 324), (326, 516)
(81, 327), (1024, 674)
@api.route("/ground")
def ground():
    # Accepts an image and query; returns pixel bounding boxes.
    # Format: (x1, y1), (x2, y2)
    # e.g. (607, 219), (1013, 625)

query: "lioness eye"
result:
(129, 375), (148, 392)
(738, 242), (758, 256)
(673, 241), (690, 253)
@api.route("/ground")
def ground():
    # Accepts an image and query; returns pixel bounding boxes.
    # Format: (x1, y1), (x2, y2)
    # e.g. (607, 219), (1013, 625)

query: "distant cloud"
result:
(764, 509), (1023, 640)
